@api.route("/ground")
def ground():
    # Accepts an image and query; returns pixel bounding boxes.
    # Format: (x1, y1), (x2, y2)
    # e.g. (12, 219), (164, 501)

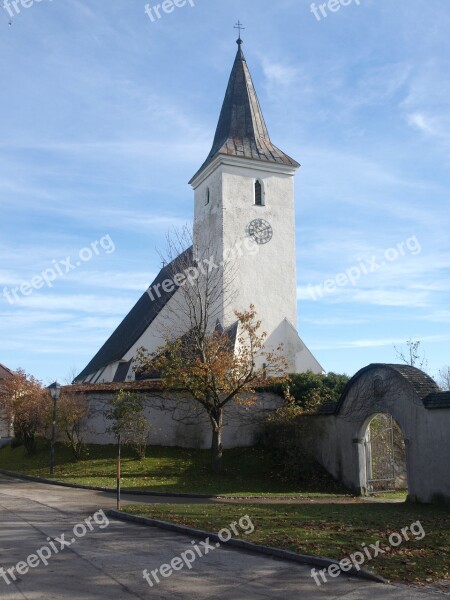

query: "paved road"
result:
(0, 475), (446, 599)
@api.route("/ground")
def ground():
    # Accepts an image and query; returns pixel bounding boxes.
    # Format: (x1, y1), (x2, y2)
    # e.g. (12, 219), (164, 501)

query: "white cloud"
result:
(6, 294), (133, 315)
(312, 333), (450, 351)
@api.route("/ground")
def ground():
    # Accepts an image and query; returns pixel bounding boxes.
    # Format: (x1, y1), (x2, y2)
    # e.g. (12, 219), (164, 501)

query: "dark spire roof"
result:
(74, 248), (193, 383)
(189, 41), (299, 183)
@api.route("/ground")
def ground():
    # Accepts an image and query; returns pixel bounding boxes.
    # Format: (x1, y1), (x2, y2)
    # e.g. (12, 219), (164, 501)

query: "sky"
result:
(0, 0), (449, 385)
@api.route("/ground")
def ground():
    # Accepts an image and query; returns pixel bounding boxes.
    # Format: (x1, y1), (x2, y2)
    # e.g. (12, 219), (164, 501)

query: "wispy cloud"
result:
(312, 333), (450, 351)
(1, 0), (449, 381)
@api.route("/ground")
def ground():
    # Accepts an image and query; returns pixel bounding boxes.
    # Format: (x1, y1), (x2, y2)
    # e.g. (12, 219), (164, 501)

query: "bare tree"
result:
(63, 366), (80, 386)
(394, 338), (428, 371)
(135, 226), (287, 473)
(154, 224), (238, 342)
(438, 366), (450, 391)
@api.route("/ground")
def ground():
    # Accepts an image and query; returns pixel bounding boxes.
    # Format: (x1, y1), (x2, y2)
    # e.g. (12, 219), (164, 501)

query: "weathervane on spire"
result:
(234, 20), (245, 46)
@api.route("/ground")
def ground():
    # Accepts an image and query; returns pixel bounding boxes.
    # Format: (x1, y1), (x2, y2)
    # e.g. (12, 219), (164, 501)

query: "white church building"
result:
(74, 37), (322, 385)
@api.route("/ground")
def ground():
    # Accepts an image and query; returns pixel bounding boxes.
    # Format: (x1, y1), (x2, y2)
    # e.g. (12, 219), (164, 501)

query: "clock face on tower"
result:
(247, 219), (273, 245)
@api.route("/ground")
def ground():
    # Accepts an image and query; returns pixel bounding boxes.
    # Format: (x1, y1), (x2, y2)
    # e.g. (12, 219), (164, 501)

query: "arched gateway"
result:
(306, 364), (450, 503)
(363, 413), (407, 494)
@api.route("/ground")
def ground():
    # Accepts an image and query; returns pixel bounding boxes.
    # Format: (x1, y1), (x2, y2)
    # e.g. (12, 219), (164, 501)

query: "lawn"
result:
(0, 440), (348, 497)
(121, 502), (450, 585)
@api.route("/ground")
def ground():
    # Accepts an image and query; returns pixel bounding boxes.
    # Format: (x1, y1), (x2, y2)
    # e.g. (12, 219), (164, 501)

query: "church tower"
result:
(189, 36), (322, 373)
(74, 34), (322, 384)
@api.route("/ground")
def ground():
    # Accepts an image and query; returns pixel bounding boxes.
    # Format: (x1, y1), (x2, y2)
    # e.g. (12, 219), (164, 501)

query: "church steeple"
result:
(189, 36), (299, 184)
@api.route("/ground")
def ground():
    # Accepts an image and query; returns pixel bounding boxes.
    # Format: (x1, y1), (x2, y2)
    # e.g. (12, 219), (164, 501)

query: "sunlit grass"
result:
(0, 440), (348, 497)
(122, 502), (450, 585)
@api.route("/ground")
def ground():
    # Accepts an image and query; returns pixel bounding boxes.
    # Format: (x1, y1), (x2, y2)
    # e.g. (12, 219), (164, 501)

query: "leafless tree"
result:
(135, 225), (287, 473)
(438, 366), (450, 391)
(394, 338), (428, 372)
(154, 224), (238, 341)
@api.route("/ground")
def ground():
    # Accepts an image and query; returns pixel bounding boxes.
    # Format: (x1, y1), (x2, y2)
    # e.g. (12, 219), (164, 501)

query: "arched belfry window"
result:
(255, 180), (263, 206)
(205, 188), (210, 205)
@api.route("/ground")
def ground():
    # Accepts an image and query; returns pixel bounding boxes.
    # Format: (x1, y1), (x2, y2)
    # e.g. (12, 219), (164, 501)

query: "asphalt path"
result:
(0, 475), (446, 600)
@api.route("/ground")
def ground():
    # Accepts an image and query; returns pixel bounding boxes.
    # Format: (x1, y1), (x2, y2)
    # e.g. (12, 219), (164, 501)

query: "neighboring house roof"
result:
(74, 247), (193, 382)
(0, 364), (13, 380)
(189, 42), (299, 184)
(334, 363), (445, 414)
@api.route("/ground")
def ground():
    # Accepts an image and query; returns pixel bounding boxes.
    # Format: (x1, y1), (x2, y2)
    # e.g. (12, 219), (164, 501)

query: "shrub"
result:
(57, 392), (89, 460)
(266, 406), (318, 482)
(105, 390), (151, 459)
(0, 369), (47, 456)
(270, 371), (349, 412)
(266, 371), (349, 484)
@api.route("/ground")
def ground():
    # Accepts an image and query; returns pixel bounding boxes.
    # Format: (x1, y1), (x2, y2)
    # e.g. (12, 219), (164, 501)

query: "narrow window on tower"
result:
(254, 180), (263, 206)
(205, 187), (210, 205)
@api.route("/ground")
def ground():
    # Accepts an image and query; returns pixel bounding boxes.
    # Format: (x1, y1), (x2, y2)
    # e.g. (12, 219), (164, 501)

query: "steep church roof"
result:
(74, 247), (193, 382)
(189, 40), (299, 184)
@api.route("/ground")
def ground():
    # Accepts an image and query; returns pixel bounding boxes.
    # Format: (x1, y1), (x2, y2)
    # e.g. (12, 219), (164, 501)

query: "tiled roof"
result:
(66, 377), (284, 395)
(423, 391), (450, 409)
(74, 247), (193, 382)
(336, 363), (442, 413)
(317, 400), (338, 415)
(383, 364), (440, 399)
(189, 43), (299, 184)
(64, 380), (164, 394)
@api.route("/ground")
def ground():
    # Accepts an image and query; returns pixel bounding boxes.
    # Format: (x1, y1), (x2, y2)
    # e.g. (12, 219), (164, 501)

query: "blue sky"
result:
(1, 0), (449, 384)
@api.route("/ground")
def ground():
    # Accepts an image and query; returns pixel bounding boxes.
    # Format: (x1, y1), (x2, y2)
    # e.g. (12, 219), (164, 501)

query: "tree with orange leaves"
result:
(0, 369), (47, 455)
(57, 391), (89, 459)
(137, 305), (287, 473)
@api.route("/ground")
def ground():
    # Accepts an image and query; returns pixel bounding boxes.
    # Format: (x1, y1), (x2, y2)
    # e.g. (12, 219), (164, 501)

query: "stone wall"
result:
(299, 366), (450, 504)
(80, 389), (283, 449)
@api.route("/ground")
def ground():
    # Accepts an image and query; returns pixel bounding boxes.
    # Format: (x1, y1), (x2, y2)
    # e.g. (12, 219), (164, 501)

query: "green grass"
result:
(121, 502), (450, 585)
(0, 440), (348, 497)
(2, 441), (447, 585)
(371, 491), (408, 501)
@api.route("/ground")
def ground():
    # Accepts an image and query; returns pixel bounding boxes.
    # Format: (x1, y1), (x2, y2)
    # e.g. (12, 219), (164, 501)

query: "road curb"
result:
(108, 509), (387, 585)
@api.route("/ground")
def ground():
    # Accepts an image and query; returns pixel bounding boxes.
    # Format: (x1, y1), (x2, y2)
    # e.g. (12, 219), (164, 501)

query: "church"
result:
(74, 36), (323, 385)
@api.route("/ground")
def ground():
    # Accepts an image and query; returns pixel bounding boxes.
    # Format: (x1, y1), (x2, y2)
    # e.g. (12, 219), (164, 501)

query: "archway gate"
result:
(306, 363), (450, 503)
(364, 413), (407, 493)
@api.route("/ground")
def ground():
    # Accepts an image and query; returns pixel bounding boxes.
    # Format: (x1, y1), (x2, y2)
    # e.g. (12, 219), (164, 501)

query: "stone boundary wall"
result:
(77, 389), (283, 449)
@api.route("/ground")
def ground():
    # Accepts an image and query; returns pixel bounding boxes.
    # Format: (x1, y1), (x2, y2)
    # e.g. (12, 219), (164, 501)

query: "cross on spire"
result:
(234, 20), (245, 46)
